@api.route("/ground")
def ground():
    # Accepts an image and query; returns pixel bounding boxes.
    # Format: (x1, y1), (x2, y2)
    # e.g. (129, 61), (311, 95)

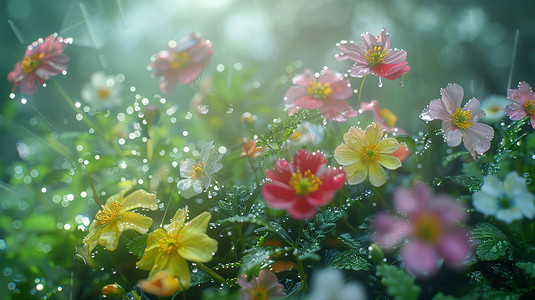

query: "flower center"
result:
(498, 195), (515, 209)
(362, 145), (381, 162)
(21, 53), (44, 73)
(379, 108), (397, 128)
(170, 51), (190, 69)
(289, 169), (322, 196)
(451, 108), (474, 129)
(365, 46), (387, 67)
(159, 232), (183, 253)
(414, 213), (443, 244)
(525, 100), (535, 115)
(190, 161), (206, 180)
(97, 87), (111, 99)
(253, 289), (269, 300)
(291, 131), (302, 140)
(95, 202), (122, 225)
(306, 81), (332, 99)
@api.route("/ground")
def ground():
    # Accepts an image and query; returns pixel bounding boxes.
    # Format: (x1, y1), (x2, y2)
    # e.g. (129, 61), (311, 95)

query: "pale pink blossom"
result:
(372, 183), (472, 277)
(360, 100), (406, 134)
(422, 84), (494, 159)
(8, 33), (71, 95)
(336, 28), (409, 80)
(504, 81), (535, 129)
(283, 69), (358, 122)
(238, 269), (286, 300)
(150, 33), (213, 94)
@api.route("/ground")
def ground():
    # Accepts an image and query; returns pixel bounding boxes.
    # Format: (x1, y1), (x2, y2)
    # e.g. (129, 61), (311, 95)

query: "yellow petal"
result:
(117, 212), (153, 234)
(158, 253), (190, 289)
(138, 271), (182, 297)
(137, 229), (168, 270)
(98, 223), (121, 251)
(378, 155), (402, 170)
(334, 144), (360, 165)
(376, 137), (400, 154)
(82, 225), (101, 253)
(120, 190), (158, 212)
(181, 212), (211, 235)
(365, 122), (384, 146)
(166, 206), (188, 233)
(368, 162), (387, 187)
(178, 232), (218, 262)
(344, 162), (368, 185)
(106, 185), (134, 205)
(344, 127), (366, 145)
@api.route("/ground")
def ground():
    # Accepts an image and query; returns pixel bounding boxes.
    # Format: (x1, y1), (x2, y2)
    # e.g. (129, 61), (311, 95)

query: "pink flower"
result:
(336, 28), (409, 80)
(262, 149), (346, 220)
(372, 183), (472, 277)
(237, 269), (286, 300)
(360, 100), (406, 134)
(505, 81), (535, 128)
(283, 69), (358, 122)
(423, 83), (494, 159)
(8, 33), (71, 95)
(150, 33), (213, 94)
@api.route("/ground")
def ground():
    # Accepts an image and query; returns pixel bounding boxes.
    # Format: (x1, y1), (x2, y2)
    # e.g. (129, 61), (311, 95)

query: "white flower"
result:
(308, 269), (366, 300)
(177, 141), (223, 198)
(480, 95), (508, 124)
(81, 72), (122, 110)
(473, 172), (535, 224)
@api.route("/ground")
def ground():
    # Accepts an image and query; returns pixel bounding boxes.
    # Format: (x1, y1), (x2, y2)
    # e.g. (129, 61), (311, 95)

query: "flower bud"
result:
(369, 243), (385, 265)
(101, 283), (126, 299)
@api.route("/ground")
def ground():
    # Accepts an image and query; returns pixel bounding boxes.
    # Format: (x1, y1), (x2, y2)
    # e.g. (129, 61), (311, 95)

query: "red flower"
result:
(8, 33), (71, 95)
(262, 150), (346, 220)
(150, 32), (213, 94)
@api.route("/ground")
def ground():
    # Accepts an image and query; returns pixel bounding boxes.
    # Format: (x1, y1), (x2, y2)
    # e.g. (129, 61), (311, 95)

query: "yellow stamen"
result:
(170, 51), (190, 69)
(21, 53), (44, 73)
(290, 131), (302, 140)
(190, 161), (206, 180)
(379, 108), (397, 128)
(306, 81), (332, 99)
(414, 213), (443, 244)
(362, 145), (381, 162)
(289, 170), (322, 196)
(97, 87), (111, 99)
(451, 108), (474, 129)
(365, 46), (387, 67)
(159, 232), (183, 253)
(525, 100), (535, 115)
(95, 202), (122, 225)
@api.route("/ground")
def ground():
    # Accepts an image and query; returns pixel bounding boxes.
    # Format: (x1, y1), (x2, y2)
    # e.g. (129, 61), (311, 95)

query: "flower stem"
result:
(87, 174), (102, 209)
(295, 257), (307, 291)
(196, 263), (227, 284)
(356, 75), (368, 120)
(294, 221), (304, 247)
(51, 79), (97, 129)
(236, 224), (245, 256)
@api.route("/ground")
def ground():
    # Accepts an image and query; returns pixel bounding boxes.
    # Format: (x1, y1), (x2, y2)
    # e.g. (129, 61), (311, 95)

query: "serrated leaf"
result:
(377, 264), (421, 300)
(218, 185), (261, 216)
(516, 262), (535, 279)
(331, 249), (369, 271)
(337, 233), (360, 248)
(240, 248), (275, 274)
(127, 234), (148, 258)
(254, 221), (294, 245)
(471, 223), (511, 261)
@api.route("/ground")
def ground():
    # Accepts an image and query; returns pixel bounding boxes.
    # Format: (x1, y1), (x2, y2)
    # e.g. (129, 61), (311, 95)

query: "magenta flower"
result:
(283, 69), (358, 122)
(8, 33), (71, 95)
(150, 32), (213, 94)
(237, 269), (286, 300)
(336, 28), (409, 80)
(373, 183), (472, 277)
(262, 149), (346, 220)
(360, 100), (406, 134)
(423, 83), (494, 159)
(505, 81), (535, 128)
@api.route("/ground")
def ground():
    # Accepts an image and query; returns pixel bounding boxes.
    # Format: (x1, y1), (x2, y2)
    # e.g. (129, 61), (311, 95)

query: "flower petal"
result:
(441, 84), (464, 113)
(334, 144), (360, 165)
(121, 190), (158, 212)
(438, 229), (472, 267)
(376, 137), (400, 154)
(401, 241), (440, 277)
(262, 181), (296, 209)
(378, 154), (401, 170)
(343, 162), (368, 185)
(117, 212), (153, 233)
(365, 123), (384, 146)
(178, 232), (217, 262)
(368, 162), (386, 187)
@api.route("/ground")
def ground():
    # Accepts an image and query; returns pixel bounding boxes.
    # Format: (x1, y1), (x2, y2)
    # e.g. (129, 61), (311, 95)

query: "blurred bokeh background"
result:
(1, 0), (535, 298)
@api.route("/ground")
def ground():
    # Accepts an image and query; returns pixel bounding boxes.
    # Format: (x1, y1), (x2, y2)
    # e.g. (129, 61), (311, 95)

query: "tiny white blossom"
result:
(177, 141), (222, 198)
(473, 172), (535, 224)
(308, 269), (366, 300)
(480, 95), (508, 124)
(81, 72), (122, 110)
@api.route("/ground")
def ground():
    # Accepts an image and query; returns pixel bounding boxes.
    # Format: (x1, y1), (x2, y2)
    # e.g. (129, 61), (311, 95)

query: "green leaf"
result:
(377, 264), (421, 300)
(442, 151), (471, 167)
(23, 214), (56, 232)
(516, 262), (535, 279)
(471, 223), (512, 261)
(240, 247), (275, 275)
(395, 135), (416, 151)
(432, 176), (482, 193)
(331, 249), (369, 271)
(218, 185), (260, 216)
(127, 234), (149, 258)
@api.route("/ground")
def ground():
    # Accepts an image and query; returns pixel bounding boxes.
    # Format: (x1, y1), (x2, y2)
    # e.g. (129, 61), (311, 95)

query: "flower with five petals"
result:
(504, 81), (535, 128)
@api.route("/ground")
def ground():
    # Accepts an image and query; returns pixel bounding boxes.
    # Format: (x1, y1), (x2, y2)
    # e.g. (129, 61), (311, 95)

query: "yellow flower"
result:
(83, 186), (158, 253)
(136, 206), (218, 290)
(137, 271), (180, 297)
(334, 122), (401, 187)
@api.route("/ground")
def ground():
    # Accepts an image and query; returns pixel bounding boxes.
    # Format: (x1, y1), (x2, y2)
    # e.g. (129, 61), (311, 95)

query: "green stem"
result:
(51, 79), (97, 129)
(131, 290), (141, 300)
(356, 75), (368, 121)
(294, 221), (304, 247)
(295, 257), (307, 291)
(196, 262), (227, 284)
(236, 224), (245, 256)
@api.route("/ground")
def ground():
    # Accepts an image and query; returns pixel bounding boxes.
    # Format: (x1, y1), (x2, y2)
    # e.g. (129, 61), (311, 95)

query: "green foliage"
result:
(516, 262), (535, 279)
(331, 249), (369, 271)
(218, 185), (261, 216)
(376, 264), (421, 300)
(126, 234), (148, 259)
(471, 223), (512, 261)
